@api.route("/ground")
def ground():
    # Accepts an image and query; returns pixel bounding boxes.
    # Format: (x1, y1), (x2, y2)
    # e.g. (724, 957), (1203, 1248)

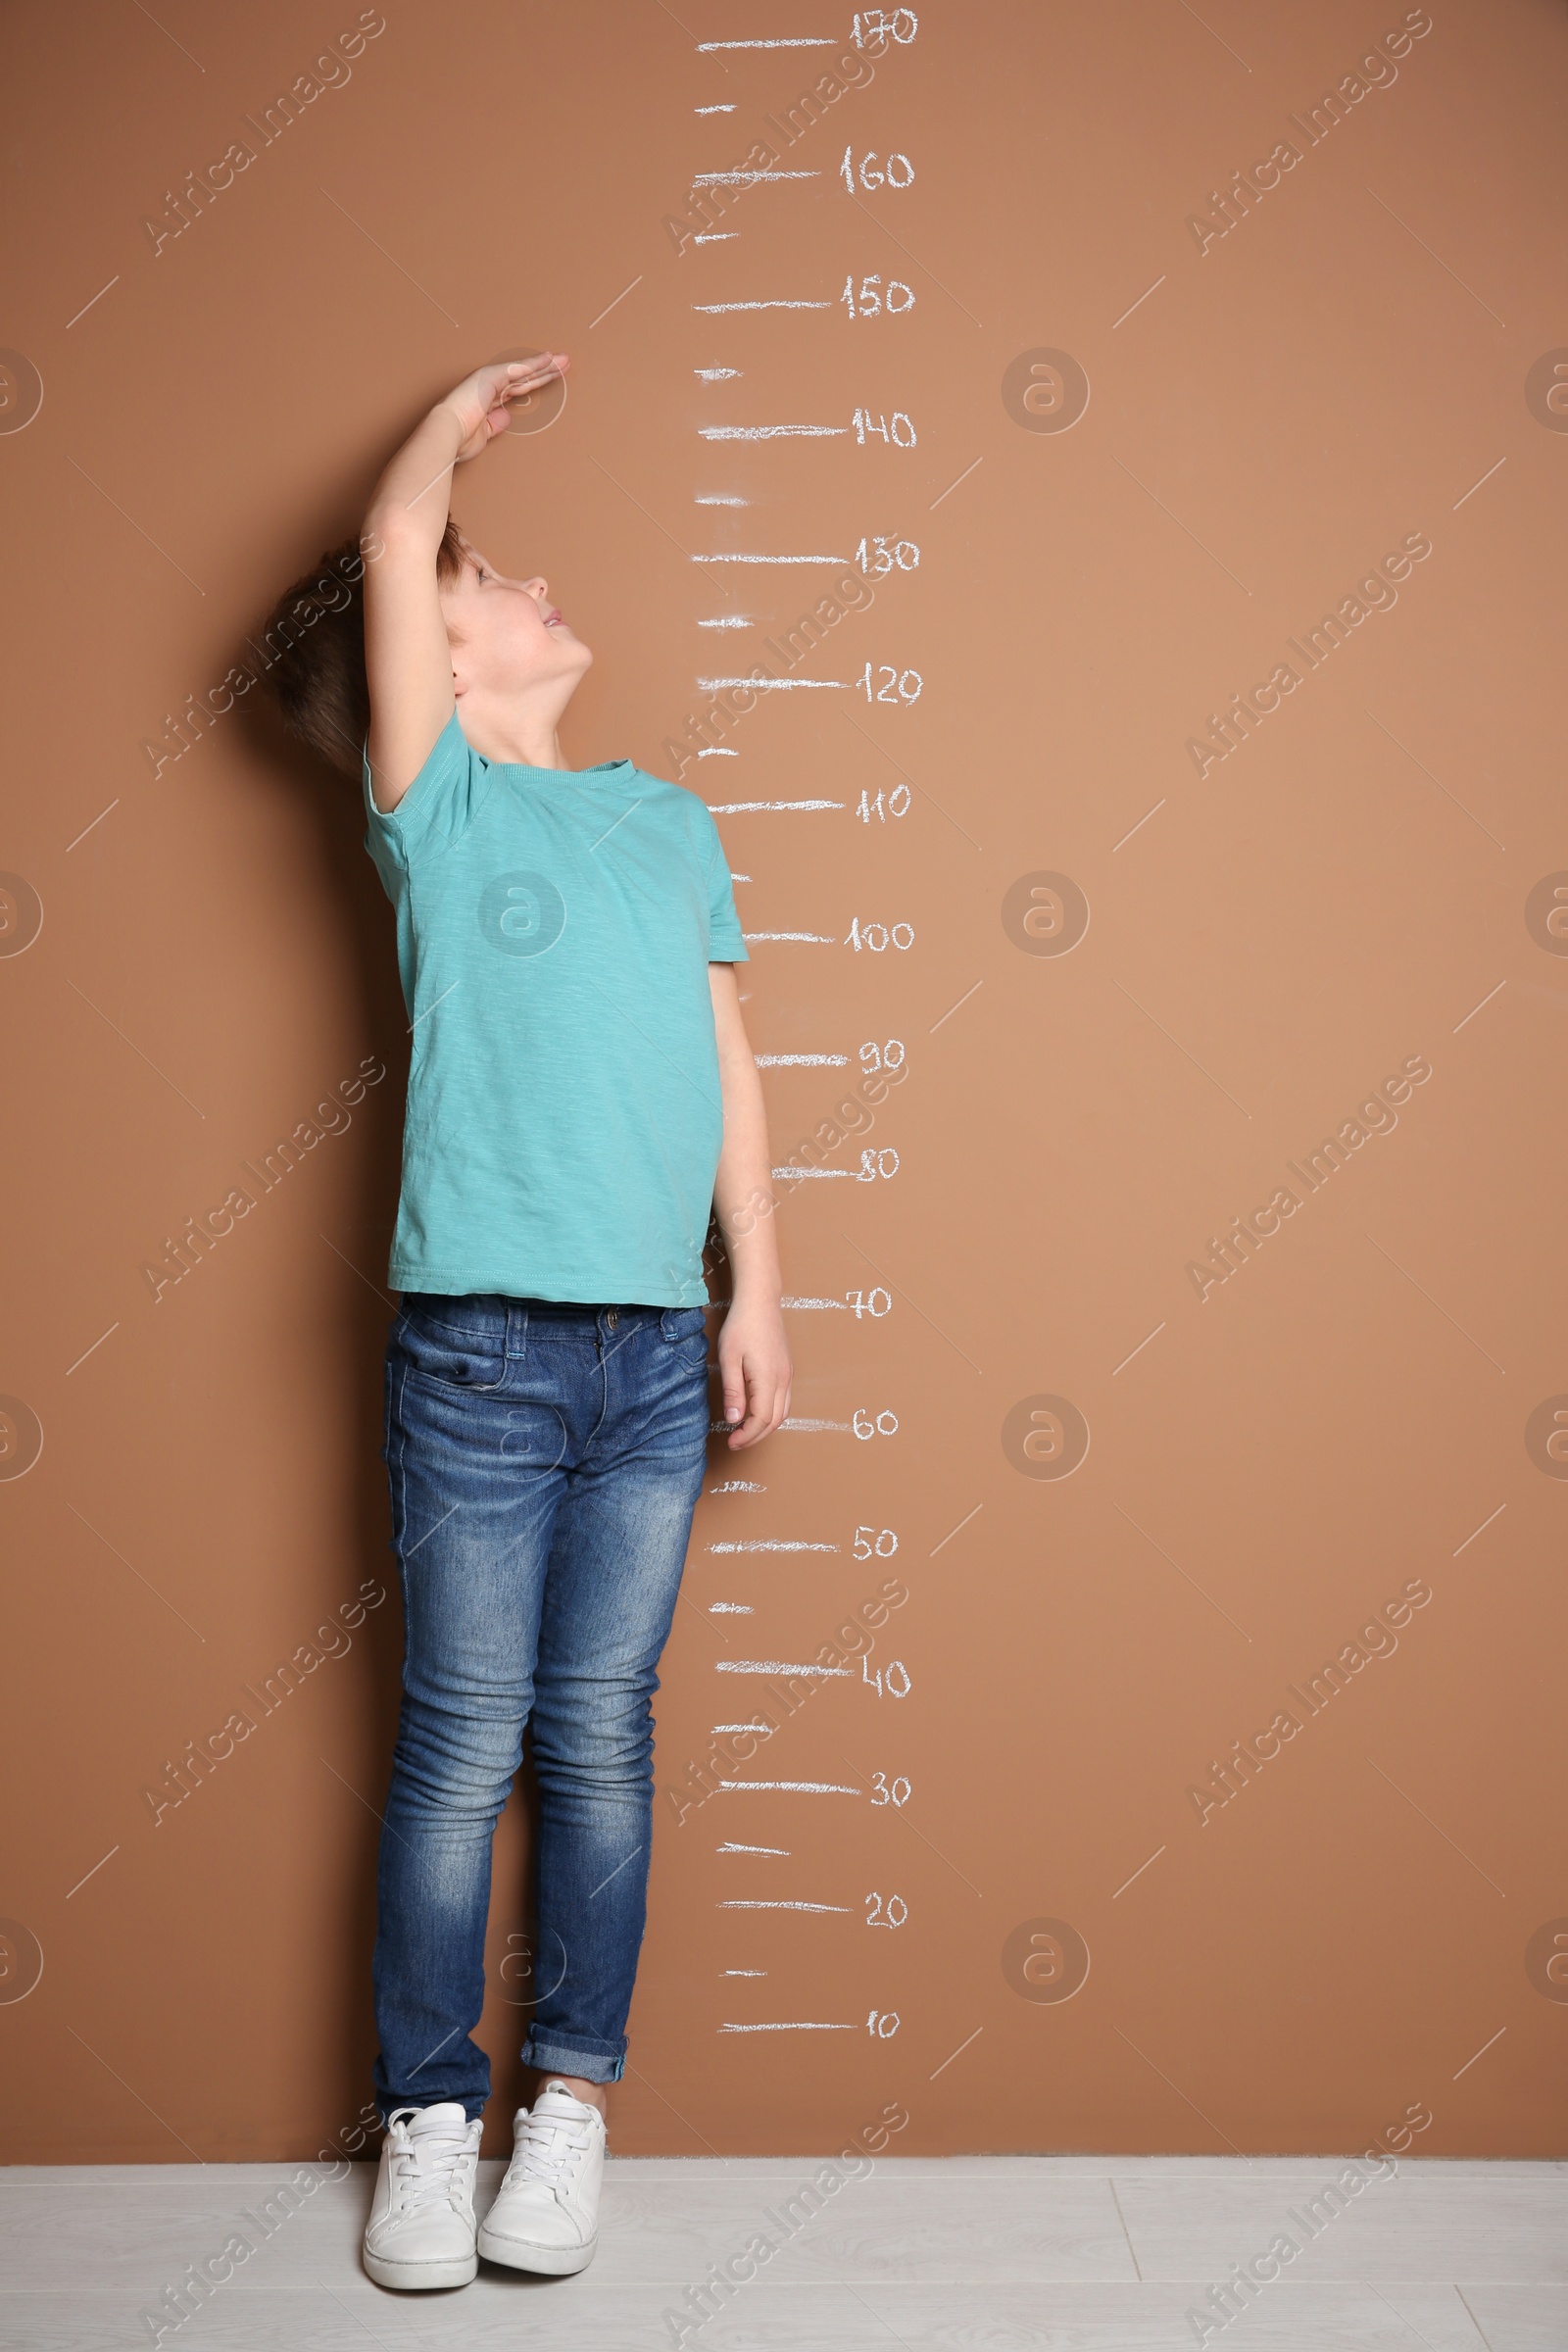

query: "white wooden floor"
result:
(2, 2155), (1563, 2348)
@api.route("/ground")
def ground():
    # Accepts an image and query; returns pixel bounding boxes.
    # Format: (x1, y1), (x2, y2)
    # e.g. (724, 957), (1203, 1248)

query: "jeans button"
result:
(606, 1307), (618, 1330)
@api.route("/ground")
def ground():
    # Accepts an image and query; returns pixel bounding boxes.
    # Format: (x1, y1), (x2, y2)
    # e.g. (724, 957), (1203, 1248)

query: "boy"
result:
(262, 354), (791, 2288)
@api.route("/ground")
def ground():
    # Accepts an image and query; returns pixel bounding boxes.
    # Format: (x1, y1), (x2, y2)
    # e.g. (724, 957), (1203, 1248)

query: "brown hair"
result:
(257, 518), (466, 776)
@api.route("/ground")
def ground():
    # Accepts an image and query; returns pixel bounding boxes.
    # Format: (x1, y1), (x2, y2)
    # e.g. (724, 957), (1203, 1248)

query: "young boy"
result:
(262, 354), (791, 2288)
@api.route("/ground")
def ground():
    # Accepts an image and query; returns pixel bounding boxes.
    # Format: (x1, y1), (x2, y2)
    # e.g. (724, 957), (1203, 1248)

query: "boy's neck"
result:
(456, 697), (568, 771)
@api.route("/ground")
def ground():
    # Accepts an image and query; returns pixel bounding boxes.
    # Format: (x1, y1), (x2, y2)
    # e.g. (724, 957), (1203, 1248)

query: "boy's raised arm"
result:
(361, 355), (566, 812)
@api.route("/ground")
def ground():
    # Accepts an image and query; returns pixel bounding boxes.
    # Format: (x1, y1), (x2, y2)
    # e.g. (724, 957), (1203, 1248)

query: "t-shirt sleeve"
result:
(699, 804), (749, 962)
(362, 708), (486, 879)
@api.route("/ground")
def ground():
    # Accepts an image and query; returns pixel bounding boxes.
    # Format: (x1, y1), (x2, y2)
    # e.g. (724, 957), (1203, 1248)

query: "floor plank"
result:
(1, 2157), (1562, 2350)
(1113, 2167), (1568, 2281)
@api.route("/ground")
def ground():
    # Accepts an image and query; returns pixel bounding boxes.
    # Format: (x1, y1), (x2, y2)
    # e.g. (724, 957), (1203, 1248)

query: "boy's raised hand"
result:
(364, 348), (567, 812)
(439, 353), (569, 462)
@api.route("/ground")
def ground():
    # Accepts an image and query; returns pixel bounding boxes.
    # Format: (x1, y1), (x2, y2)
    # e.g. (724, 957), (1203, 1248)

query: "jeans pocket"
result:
(395, 1305), (508, 1393)
(659, 1305), (710, 1364)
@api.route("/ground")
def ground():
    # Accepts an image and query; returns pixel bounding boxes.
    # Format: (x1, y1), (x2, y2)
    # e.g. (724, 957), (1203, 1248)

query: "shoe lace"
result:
(509, 2108), (592, 2196)
(388, 2114), (474, 2215)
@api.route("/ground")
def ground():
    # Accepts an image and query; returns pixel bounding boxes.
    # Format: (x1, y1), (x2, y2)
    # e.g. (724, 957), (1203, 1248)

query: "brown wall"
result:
(2, 0), (1564, 2163)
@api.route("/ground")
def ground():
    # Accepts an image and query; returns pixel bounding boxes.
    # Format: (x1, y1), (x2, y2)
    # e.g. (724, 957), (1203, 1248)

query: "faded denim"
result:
(371, 1293), (710, 2118)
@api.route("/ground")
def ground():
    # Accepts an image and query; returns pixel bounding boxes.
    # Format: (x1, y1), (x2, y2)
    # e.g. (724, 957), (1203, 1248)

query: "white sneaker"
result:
(477, 2080), (606, 2275)
(362, 2101), (482, 2289)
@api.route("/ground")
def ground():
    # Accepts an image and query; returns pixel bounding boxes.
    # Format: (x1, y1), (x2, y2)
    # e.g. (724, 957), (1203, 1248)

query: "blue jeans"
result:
(371, 1293), (711, 2119)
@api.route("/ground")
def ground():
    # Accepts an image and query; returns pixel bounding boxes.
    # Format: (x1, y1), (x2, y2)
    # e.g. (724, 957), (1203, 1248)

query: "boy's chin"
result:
(502, 647), (592, 691)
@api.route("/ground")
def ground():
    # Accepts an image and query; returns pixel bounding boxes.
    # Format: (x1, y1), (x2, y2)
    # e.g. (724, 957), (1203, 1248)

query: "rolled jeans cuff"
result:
(522, 2030), (626, 2085)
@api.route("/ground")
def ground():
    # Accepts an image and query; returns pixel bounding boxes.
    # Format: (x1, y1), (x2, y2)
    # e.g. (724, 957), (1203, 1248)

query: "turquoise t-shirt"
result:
(361, 710), (748, 1305)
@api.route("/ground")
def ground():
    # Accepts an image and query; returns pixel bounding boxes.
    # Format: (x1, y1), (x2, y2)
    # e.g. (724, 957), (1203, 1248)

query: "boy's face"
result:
(439, 538), (593, 709)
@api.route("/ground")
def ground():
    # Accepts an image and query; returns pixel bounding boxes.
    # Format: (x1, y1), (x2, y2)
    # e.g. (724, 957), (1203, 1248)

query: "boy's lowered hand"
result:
(717, 1293), (792, 1449)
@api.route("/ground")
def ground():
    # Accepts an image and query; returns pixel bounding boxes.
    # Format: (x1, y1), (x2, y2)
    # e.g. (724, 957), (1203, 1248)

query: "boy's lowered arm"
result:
(709, 962), (792, 1447)
(361, 355), (566, 813)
